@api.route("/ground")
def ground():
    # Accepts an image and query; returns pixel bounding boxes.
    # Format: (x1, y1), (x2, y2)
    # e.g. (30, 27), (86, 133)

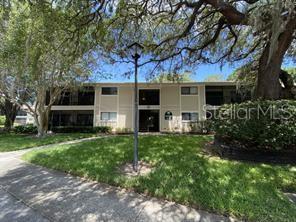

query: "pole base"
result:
(133, 162), (138, 172)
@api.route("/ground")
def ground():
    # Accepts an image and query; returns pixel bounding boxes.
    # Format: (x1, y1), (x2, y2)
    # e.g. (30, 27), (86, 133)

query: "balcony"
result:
(49, 110), (94, 127)
(139, 89), (160, 106)
(46, 87), (95, 106)
(205, 86), (244, 106)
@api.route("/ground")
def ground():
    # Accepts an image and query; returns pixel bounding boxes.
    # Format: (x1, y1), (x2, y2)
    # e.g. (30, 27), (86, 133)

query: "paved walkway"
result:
(0, 139), (236, 222)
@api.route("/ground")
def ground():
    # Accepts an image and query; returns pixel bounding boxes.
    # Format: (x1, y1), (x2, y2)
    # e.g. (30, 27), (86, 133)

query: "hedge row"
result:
(212, 100), (296, 150)
(14, 124), (38, 134)
(13, 125), (112, 134)
(51, 126), (112, 134)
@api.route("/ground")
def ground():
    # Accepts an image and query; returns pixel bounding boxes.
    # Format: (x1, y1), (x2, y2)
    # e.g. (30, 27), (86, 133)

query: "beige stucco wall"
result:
(160, 109), (181, 132)
(100, 96), (117, 112)
(94, 86), (100, 126)
(160, 85), (181, 132)
(198, 85), (207, 121)
(93, 83), (204, 132)
(94, 86), (118, 129)
(118, 86), (133, 130)
(181, 95), (199, 111)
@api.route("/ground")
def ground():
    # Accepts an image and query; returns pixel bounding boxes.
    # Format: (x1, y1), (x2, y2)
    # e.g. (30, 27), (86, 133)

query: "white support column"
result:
(198, 85), (207, 121)
(93, 86), (100, 127)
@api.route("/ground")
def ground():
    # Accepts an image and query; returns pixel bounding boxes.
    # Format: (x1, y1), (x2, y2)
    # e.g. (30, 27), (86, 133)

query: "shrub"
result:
(51, 126), (93, 133)
(200, 120), (215, 134)
(93, 126), (112, 133)
(51, 126), (112, 134)
(14, 124), (38, 134)
(181, 121), (213, 134)
(212, 100), (296, 150)
(0, 116), (5, 125)
(115, 127), (133, 134)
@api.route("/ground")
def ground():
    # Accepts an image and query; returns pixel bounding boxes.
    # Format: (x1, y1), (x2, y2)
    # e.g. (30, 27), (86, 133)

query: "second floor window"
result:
(181, 87), (198, 95)
(102, 87), (118, 95)
(78, 91), (94, 105)
(59, 92), (71, 105)
(139, 89), (160, 105)
(47, 86), (95, 106)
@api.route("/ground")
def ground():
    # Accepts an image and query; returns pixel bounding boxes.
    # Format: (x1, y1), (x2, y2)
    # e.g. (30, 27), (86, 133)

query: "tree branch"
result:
(203, 0), (248, 25)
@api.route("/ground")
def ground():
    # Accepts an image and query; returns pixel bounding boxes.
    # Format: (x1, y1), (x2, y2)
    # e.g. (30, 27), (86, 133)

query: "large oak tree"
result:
(74, 0), (295, 100)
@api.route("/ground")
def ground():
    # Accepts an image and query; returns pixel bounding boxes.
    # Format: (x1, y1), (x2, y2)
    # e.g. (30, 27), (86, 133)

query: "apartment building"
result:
(48, 82), (244, 132)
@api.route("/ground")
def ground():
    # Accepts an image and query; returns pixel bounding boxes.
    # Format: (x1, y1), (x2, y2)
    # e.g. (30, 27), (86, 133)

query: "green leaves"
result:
(213, 100), (296, 150)
(0, 0), (96, 102)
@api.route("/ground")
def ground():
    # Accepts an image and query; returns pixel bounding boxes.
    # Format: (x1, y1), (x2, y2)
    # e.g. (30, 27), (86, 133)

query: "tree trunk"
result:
(255, 17), (296, 100)
(255, 43), (282, 100)
(2, 99), (19, 131)
(35, 110), (49, 137)
(40, 111), (49, 136)
(35, 89), (50, 137)
(4, 117), (13, 131)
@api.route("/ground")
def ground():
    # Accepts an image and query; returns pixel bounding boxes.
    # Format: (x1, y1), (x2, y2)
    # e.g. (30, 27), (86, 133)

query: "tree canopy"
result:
(204, 74), (225, 82)
(149, 71), (193, 83)
(73, 0), (296, 99)
(228, 64), (296, 99)
(1, 0), (296, 104)
(0, 0), (96, 135)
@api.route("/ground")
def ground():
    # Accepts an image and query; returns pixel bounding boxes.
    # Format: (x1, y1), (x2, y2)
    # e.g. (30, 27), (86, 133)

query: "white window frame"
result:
(181, 112), (199, 122)
(181, 86), (198, 95)
(100, 112), (117, 121)
(101, 87), (118, 96)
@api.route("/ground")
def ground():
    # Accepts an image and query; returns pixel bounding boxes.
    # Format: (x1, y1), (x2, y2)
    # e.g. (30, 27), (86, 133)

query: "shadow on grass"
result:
(0, 157), (231, 221)
(0, 133), (95, 152)
(23, 135), (296, 221)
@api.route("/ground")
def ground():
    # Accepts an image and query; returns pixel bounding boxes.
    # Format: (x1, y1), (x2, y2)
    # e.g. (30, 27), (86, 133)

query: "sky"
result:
(93, 60), (295, 83)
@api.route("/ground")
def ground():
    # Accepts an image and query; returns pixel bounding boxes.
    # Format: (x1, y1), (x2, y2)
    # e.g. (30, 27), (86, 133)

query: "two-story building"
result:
(46, 81), (244, 133)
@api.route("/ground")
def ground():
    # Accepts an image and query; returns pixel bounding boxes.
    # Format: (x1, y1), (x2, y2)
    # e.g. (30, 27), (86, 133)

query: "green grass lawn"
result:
(23, 135), (296, 221)
(0, 133), (97, 152)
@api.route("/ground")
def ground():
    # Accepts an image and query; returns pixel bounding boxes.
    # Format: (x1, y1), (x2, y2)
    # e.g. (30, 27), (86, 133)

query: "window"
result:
(58, 92), (71, 105)
(50, 111), (94, 127)
(229, 90), (242, 103)
(181, 87), (198, 95)
(78, 91), (94, 105)
(77, 114), (93, 126)
(182, 112), (198, 122)
(205, 86), (248, 106)
(139, 89), (160, 105)
(206, 91), (224, 105)
(101, 87), (117, 95)
(60, 113), (71, 126)
(101, 112), (117, 121)
(16, 110), (27, 116)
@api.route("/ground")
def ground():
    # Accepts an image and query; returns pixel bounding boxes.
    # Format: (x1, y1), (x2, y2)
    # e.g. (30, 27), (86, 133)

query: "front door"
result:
(139, 110), (159, 132)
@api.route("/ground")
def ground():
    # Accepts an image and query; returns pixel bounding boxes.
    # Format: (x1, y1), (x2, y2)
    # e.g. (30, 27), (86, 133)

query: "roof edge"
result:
(83, 81), (236, 86)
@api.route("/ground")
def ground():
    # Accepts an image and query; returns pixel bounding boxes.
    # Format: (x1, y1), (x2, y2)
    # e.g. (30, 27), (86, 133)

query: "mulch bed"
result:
(204, 136), (296, 165)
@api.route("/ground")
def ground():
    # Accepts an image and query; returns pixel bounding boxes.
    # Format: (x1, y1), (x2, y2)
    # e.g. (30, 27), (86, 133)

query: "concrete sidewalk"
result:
(0, 144), (236, 222)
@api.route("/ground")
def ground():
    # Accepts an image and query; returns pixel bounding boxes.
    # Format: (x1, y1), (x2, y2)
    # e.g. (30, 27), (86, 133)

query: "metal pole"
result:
(133, 53), (140, 172)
